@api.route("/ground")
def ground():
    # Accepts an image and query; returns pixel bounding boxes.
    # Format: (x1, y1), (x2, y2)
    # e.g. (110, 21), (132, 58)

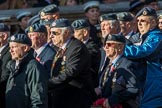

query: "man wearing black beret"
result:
(93, 34), (140, 108)
(5, 34), (48, 108)
(16, 11), (32, 34)
(72, 19), (101, 100)
(98, 13), (121, 90)
(49, 18), (93, 108)
(117, 12), (137, 40)
(144, 0), (159, 11)
(26, 23), (56, 77)
(0, 23), (11, 108)
(124, 7), (162, 107)
(39, 4), (60, 24)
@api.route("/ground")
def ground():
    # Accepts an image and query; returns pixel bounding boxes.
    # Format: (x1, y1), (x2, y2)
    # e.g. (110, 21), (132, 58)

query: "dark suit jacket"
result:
(49, 37), (93, 108)
(101, 56), (142, 108)
(37, 44), (56, 78)
(0, 44), (12, 108)
(85, 38), (101, 87)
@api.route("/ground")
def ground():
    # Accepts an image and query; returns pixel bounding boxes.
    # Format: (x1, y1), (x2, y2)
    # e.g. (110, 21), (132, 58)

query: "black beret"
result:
(100, 13), (117, 22)
(25, 23), (47, 34)
(117, 12), (134, 21)
(8, 34), (32, 46)
(71, 19), (89, 30)
(106, 34), (126, 44)
(50, 18), (71, 28)
(27, 14), (40, 26)
(84, 1), (100, 12)
(0, 23), (9, 32)
(16, 11), (32, 21)
(129, 0), (144, 12)
(136, 7), (157, 17)
(158, 14), (162, 19)
(40, 4), (59, 17)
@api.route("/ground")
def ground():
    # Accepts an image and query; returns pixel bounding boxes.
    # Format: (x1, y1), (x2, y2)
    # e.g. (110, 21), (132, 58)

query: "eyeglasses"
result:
(105, 43), (116, 47)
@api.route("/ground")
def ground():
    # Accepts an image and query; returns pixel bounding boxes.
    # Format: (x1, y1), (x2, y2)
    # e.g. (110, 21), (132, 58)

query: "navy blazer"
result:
(37, 44), (56, 77)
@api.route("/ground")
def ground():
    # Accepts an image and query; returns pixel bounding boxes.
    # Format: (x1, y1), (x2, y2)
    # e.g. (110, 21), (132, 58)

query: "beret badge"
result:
(11, 35), (15, 41)
(143, 10), (147, 15)
(40, 11), (45, 16)
(52, 22), (56, 27)
(29, 26), (33, 32)
(100, 17), (103, 22)
(108, 35), (112, 39)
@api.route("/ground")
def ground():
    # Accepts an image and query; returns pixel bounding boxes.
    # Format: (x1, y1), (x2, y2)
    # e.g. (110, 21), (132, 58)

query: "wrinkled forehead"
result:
(137, 15), (152, 20)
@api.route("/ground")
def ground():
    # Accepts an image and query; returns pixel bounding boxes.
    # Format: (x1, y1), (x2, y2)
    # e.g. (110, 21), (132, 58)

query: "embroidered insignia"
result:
(100, 17), (103, 22)
(10, 35), (15, 41)
(108, 34), (112, 40)
(40, 11), (45, 16)
(143, 10), (147, 15)
(51, 22), (56, 27)
(29, 26), (33, 32)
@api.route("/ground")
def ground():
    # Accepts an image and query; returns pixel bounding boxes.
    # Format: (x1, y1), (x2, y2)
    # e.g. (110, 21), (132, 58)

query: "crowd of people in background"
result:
(0, 0), (160, 10)
(0, 0), (162, 108)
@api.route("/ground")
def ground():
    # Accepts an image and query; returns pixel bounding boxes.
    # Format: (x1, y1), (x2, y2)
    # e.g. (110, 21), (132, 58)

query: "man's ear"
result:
(23, 45), (30, 52)
(83, 29), (88, 36)
(3, 33), (8, 40)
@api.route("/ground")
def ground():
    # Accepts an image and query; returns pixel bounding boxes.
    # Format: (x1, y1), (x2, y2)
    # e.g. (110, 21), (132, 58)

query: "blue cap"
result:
(83, 1), (100, 12)
(117, 12), (134, 21)
(158, 13), (162, 19)
(25, 23), (47, 34)
(106, 34), (126, 44)
(0, 23), (10, 32)
(8, 34), (32, 46)
(50, 18), (71, 28)
(27, 14), (40, 26)
(100, 13), (117, 22)
(71, 19), (89, 30)
(136, 7), (157, 17)
(16, 11), (32, 21)
(129, 0), (144, 12)
(40, 4), (59, 17)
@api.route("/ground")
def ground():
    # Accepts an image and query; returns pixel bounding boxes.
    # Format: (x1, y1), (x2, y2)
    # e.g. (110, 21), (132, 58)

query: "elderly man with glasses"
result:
(93, 34), (140, 108)
(124, 7), (162, 108)
(49, 18), (94, 108)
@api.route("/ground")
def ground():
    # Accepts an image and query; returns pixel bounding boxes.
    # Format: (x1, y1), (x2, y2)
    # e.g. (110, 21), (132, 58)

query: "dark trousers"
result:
(51, 84), (91, 108)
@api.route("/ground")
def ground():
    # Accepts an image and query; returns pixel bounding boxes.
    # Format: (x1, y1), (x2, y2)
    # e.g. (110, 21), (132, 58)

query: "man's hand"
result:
(103, 99), (111, 108)
(94, 87), (102, 96)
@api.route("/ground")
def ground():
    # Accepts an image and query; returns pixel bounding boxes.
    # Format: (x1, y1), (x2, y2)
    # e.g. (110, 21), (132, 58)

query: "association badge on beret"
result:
(100, 17), (103, 22)
(108, 35), (112, 39)
(51, 22), (56, 27)
(40, 11), (45, 16)
(143, 10), (148, 15)
(29, 26), (33, 32)
(11, 35), (15, 41)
